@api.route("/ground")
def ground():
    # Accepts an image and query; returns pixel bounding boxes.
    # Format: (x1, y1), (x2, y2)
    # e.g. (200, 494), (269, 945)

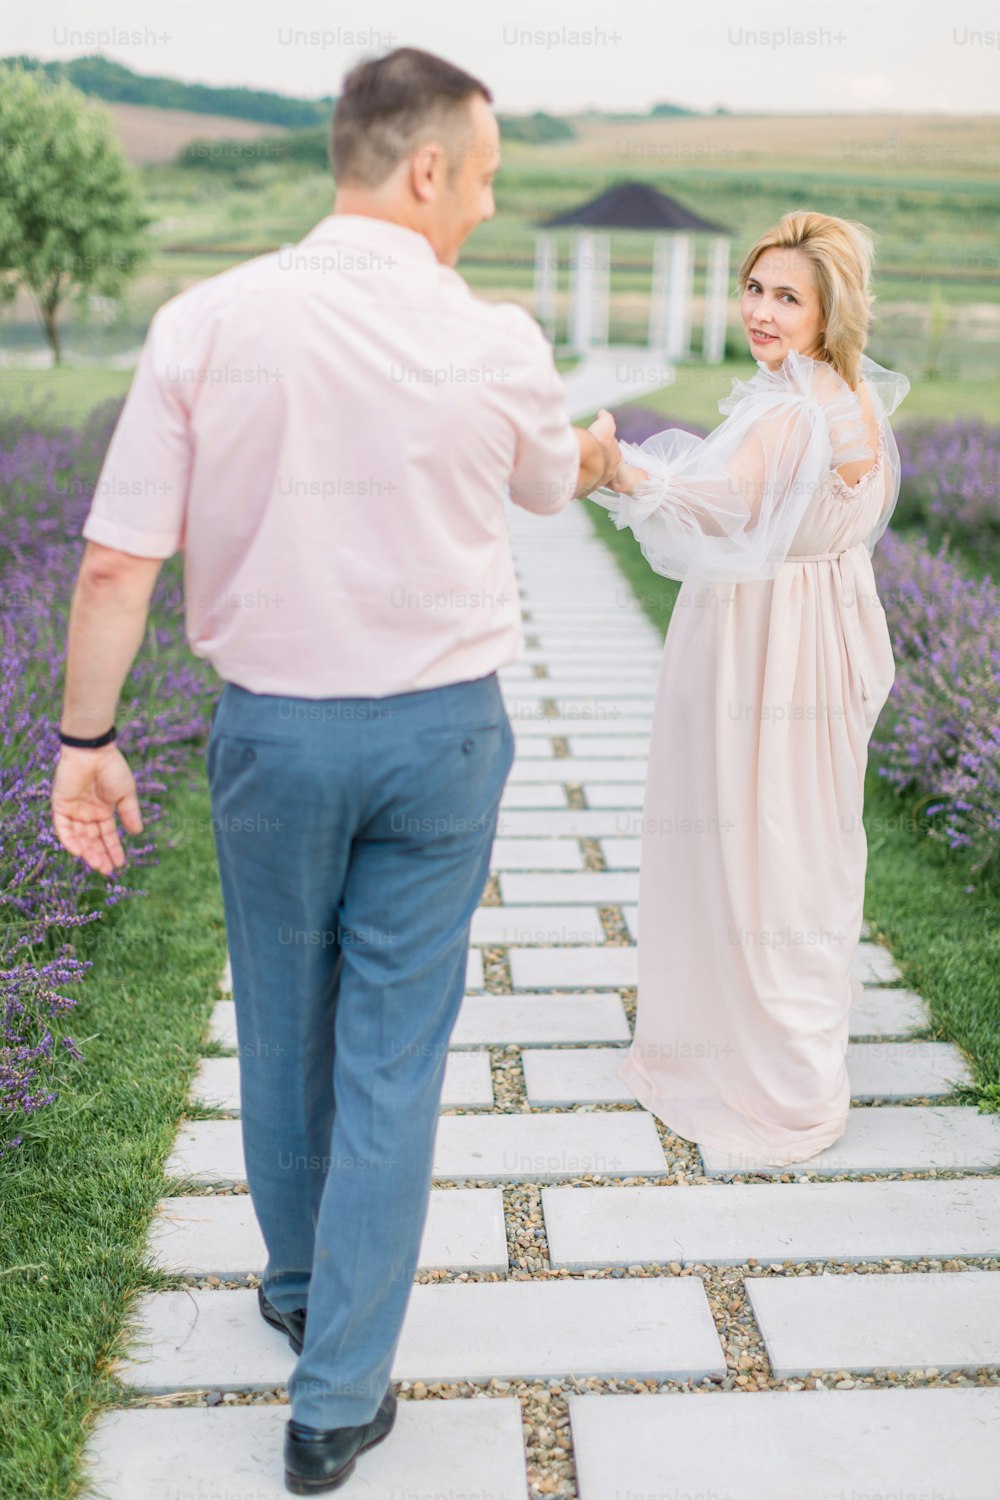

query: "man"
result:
(51, 46), (620, 1495)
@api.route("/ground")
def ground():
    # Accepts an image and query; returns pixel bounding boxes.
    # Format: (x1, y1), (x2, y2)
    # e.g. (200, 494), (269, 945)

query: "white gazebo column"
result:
(648, 235), (671, 351)
(569, 232), (594, 353)
(666, 233), (693, 359)
(591, 233), (610, 348)
(534, 231), (558, 344)
(703, 236), (731, 364)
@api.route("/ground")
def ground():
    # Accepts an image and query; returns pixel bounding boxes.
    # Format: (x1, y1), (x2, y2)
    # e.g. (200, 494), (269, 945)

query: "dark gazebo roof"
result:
(540, 181), (728, 235)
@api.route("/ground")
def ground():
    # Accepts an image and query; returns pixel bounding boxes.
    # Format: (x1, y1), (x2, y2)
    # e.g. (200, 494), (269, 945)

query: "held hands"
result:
(588, 409), (623, 490)
(608, 457), (651, 496)
(587, 412), (650, 496)
(51, 744), (144, 876)
(605, 453), (653, 501)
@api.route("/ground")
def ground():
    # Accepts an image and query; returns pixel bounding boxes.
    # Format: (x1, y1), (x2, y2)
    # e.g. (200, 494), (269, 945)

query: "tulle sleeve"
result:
(858, 353), (910, 553)
(586, 348), (879, 584)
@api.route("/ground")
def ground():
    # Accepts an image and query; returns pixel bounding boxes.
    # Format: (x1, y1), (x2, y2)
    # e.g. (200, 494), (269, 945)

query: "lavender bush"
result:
(896, 420), (1000, 543)
(1, 399), (215, 1158)
(873, 532), (1000, 870)
(609, 405), (709, 446)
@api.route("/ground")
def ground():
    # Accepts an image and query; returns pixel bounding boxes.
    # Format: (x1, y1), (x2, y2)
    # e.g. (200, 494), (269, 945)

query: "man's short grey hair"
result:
(332, 47), (493, 188)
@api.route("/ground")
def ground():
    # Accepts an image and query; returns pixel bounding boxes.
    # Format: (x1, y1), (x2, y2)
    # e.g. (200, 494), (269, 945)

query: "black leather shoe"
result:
(284, 1388), (397, 1494)
(258, 1284), (307, 1356)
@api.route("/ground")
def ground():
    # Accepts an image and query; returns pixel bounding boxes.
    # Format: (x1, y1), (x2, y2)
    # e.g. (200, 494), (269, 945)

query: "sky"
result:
(12, 0), (1000, 114)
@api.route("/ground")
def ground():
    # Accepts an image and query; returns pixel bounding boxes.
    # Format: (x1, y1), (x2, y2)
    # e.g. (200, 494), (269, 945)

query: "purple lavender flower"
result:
(1, 399), (216, 1157)
(873, 531), (1000, 869)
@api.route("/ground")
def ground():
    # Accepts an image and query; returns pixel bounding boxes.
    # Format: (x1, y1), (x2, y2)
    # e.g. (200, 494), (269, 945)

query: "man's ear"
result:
(408, 142), (442, 205)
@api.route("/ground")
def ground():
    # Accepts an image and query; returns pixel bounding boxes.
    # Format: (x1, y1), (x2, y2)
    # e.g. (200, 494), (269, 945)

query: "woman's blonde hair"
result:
(735, 211), (876, 390)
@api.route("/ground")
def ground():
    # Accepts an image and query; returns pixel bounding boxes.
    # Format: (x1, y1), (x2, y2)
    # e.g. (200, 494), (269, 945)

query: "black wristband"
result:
(58, 724), (118, 749)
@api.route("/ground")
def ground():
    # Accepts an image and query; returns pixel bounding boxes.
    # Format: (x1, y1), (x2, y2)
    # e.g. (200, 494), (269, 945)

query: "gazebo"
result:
(534, 181), (732, 363)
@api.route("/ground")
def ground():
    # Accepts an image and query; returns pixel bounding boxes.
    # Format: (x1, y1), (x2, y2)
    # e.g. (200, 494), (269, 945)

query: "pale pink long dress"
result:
(590, 349), (910, 1168)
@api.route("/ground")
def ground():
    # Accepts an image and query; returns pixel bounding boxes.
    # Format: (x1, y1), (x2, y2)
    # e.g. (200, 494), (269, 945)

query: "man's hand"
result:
(589, 409), (622, 486)
(51, 744), (144, 875)
(573, 408), (622, 498)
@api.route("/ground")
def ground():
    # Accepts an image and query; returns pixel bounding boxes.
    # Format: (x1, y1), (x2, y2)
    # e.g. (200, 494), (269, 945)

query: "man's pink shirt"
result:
(82, 214), (579, 697)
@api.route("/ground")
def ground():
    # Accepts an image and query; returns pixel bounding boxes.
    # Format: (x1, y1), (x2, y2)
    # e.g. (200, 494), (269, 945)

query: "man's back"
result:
(83, 214), (579, 697)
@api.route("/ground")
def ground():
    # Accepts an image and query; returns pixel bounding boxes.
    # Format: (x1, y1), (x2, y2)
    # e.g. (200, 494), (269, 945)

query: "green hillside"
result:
(0, 54), (333, 127)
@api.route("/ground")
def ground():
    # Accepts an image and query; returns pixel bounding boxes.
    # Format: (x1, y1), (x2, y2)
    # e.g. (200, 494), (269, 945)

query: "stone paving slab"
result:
(854, 941), (903, 983)
(507, 759), (647, 783)
(451, 995), (631, 1047)
(568, 1387), (1000, 1500)
(594, 839), (641, 869)
(489, 839), (586, 870)
(582, 784), (646, 809)
(205, 1002), (234, 1050)
(470, 905), (605, 946)
(848, 1040), (971, 1097)
(525, 621), (659, 636)
(849, 986), (928, 1037)
(498, 871), (640, 905)
(505, 698), (654, 721)
(82, 1399), (530, 1500)
(500, 679), (657, 699)
(498, 783), (570, 809)
(147, 1188), (508, 1276)
(509, 947), (637, 990)
(114, 1279), (723, 1391)
(191, 1050), (494, 1112)
(432, 1112), (666, 1182)
(166, 1112), (666, 1186)
(521, 1043), (971, 1106)
(503, 737), (554, 757)
(548, 698), (654, 721)
(746, 1268), (1000, 1376)
(700, 1106), (1000, 1177)
(497, 815), (644, 841)
(564, 736), (651, 757)
(526, 629), (660, 645)
(511, 718), (652, 738)
(517, 664), (660, 680)
(522, 1048), (634, 1104)
(543, 1179), (1000, 1268)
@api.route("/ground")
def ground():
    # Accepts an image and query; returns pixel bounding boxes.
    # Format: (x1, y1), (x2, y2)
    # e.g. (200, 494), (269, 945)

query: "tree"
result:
(0, 64), (148, 363)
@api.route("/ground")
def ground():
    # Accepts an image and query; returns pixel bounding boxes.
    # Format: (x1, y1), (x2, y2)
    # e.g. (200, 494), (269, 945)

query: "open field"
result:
(555, 110), (1000, 174)
(1, 106), (997, 378)
(99, 100), (288, 165)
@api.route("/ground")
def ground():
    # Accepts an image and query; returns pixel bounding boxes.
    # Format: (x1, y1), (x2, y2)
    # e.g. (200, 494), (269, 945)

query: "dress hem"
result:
(616, 1053), (849, 1169)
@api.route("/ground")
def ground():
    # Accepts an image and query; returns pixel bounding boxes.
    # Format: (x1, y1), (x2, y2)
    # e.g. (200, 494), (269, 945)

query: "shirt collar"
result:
(298, 213), (441, 268)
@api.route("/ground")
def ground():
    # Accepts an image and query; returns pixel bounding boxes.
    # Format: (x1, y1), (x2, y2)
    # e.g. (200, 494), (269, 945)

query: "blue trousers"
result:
(206, 671), (514, 1427)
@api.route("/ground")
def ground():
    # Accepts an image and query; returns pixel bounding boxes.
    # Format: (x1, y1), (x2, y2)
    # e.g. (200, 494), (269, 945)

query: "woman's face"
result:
(741, 246), (826, 369)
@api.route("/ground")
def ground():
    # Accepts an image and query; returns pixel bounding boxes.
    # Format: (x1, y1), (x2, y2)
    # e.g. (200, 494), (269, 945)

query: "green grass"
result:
(862, 777), (1000, 1103)
(0, 368), (133, 426)
(0, 764), (226, 1500)
(583, 501), (1000, 1106)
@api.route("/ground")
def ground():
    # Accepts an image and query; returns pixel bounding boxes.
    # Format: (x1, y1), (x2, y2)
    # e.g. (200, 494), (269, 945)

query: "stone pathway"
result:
(557, 346), (675, 422)
(83, 498), (1000, 1498)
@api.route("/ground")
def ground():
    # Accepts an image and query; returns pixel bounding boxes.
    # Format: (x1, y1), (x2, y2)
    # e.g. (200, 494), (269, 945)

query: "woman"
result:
(589, 211), (909, 1168)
